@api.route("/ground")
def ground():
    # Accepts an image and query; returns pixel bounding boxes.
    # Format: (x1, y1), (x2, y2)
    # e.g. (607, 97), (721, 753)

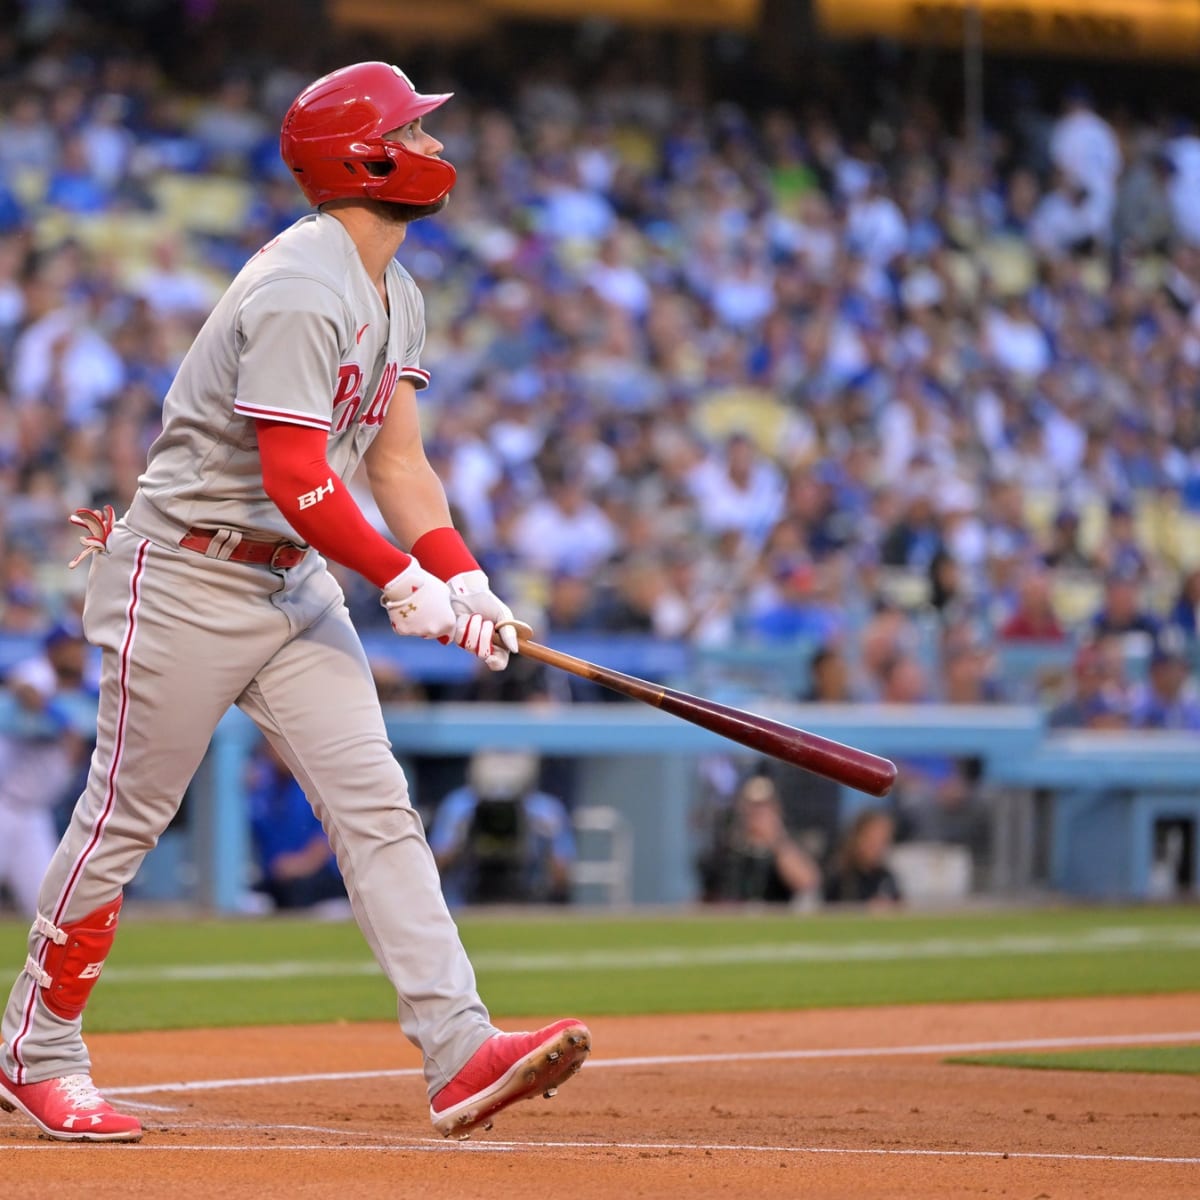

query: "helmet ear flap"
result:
(364, 141), (456, 205)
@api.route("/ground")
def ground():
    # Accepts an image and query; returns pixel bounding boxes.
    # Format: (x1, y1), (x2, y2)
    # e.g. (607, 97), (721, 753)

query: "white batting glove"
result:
(67, 505), (116, 569)
(381, 558), (457, 642)
(447, 569), (520, 672)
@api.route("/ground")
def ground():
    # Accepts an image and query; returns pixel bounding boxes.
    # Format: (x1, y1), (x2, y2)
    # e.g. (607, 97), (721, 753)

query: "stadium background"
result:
(0, 0), (1197, 906)
(0, 1), (1197, 1195)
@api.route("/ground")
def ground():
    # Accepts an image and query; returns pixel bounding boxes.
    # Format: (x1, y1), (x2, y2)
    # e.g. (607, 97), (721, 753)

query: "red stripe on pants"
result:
(10, 539), (150, 1083)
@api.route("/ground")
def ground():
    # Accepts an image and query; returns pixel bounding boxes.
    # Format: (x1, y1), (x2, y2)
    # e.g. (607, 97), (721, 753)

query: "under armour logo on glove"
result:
(381, 559), (457, 642)
(67, 505), (116, 569)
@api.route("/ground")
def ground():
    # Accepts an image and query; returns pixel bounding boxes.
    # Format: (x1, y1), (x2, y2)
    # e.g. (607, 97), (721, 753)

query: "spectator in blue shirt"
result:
(749, 556), (842, 644)
(247, 740), (346, 912)
(44, 136), (111, 215)
(1096, 499), (1149, 581)
(430, 750), (575, 906)
(1169, 569), (1200, 639)
(1047, 638), (1131, 729)
(0, 182), (23, 235)
(1092, 568), (1161, 642)
(1131, 635), (1200, 731)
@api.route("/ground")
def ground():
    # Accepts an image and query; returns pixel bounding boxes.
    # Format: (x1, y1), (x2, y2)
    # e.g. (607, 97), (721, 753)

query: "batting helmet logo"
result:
(280, 61), (457, 208)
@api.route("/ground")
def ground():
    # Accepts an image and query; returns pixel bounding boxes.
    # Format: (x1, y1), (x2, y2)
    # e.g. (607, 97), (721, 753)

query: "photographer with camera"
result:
(429, 750), (576, 907)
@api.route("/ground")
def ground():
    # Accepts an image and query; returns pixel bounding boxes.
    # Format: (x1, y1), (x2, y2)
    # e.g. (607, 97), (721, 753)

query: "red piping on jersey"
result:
(233, 401), (332, 431)
(10, 538), (150, 1083)
(257, 420), (410, 589)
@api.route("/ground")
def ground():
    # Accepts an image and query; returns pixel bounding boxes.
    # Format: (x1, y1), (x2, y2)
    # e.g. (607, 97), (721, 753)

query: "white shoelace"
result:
(57, 1075), (104, 1110)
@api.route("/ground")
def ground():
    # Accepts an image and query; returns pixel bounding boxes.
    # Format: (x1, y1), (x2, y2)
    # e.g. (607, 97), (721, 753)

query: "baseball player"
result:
(0, 62), (589, 1143)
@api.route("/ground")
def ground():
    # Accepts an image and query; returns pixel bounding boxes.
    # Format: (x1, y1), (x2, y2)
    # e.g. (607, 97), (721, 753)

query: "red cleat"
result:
(0, 1062), (142, 1142)
(430, 1018), (590, 1138)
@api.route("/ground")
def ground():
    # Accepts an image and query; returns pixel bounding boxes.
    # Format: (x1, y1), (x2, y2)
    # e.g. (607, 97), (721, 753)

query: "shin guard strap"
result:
(34, 895), (123, 1020)
(23, 955), (51, 988)
(33, 915), (68, 945)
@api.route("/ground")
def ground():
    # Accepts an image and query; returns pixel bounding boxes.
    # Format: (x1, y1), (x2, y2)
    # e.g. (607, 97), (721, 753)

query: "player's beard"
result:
(374, 195), (449, 224)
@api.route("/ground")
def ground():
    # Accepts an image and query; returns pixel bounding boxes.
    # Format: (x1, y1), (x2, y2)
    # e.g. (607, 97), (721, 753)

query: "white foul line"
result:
(104, 1030), (1200, 1098)
(107, 1066), (423, 1096)
(0, 1139), (1197, 1165)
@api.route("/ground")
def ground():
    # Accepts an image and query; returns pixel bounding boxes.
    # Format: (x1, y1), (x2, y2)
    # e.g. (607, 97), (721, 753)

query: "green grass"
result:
(0, 904), (1197, 1032)
(949, 1045), (1200, 1076)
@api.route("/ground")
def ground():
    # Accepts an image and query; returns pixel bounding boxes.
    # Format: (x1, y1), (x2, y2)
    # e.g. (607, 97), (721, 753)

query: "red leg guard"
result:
(33, 896), (123, 1020)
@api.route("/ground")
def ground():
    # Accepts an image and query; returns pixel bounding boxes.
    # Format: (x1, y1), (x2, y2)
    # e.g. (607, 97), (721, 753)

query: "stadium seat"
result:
(148, 173), (255, 235)
(75, 212), (172, 264)
(570, 805), (632, 907)
(976, 235), (1035, 296)
(10, 166), (46, 206)
(1050, 572), (1103, 625)
(1178, 514), (1200, 569)
(1076, 500), (1108, 560)
(887, 841), (973, 904)
(695, 387), (787, 455)
(1021, 489), (1057, 540)
(876, 567), (930, 611)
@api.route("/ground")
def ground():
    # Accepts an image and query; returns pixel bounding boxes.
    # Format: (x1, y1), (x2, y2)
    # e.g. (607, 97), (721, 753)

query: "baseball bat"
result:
(501, 624), (897, 797)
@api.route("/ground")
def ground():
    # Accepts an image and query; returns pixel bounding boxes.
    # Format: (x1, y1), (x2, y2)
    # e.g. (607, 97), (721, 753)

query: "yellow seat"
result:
(695, 387), (786, 455)
(74, 211), (171, 260)
(976, 236), (1035, 297)
(1137, 493), (1199, 570)
(877, 567), (930, 611)
(1171, 512), (1200, 569)
(148, 173), (254, 236)
(1077, 256), (1111, 294)
(31, 210), (71, 249)
(1051, 572), (1103, 626)
(1022, 489), (1057, 540)
(1076, 500), (1108, 561)
(10, 167), (46, 206)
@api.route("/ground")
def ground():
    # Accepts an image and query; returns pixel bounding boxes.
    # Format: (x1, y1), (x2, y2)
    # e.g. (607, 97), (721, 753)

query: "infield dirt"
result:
(1, 993), (1197, 1199)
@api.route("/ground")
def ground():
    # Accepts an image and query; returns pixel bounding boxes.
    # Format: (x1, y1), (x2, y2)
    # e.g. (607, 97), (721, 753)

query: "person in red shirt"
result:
(1000, 564), (1065, 641)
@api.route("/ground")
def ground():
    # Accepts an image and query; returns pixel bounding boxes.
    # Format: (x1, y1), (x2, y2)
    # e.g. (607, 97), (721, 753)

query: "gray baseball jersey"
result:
(139, 211), (430, 538)
(1, 214), (495, 1096)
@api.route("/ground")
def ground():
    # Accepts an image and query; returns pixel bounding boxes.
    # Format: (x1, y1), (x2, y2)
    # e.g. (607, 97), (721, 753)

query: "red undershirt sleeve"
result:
(256, 419), (410, 589)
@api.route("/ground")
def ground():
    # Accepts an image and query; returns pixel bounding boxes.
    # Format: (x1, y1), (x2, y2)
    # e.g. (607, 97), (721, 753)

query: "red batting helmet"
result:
(280, 62), (456, 208)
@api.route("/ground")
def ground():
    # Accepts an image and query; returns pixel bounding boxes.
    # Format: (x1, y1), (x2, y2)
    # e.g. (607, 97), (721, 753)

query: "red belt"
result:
(179, 528), (307, 569)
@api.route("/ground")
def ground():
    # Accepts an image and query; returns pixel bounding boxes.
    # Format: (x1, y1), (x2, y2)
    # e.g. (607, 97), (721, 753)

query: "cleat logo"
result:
(62, 1113), (104, 1129)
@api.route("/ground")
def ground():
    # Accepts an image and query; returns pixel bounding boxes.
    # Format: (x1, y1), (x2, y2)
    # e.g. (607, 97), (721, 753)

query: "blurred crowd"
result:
(0, 9), (1197, 756)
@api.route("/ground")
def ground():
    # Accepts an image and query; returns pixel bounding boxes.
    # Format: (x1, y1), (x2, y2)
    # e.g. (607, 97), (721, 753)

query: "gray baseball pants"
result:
(0, 494), (493, 1096)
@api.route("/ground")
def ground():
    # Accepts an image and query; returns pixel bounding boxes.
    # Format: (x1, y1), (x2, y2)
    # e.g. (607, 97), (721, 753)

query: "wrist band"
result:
(411, 526), (479, 581)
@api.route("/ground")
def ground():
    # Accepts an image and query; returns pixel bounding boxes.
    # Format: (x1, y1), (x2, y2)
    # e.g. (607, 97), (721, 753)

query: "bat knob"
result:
(496, 618), (535, 647)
